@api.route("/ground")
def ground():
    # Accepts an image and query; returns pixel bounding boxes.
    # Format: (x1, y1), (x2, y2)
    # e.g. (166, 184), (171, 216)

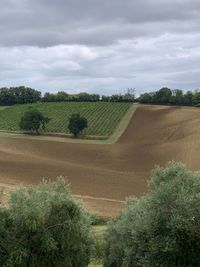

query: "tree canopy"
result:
(0, 178), (92, 267)
(20, 109), (50, 133)
(138, 87), (200, 106)
(0, 86), (41, 105)
(68, 113), (88, 137)
(104, 161), (200, 267)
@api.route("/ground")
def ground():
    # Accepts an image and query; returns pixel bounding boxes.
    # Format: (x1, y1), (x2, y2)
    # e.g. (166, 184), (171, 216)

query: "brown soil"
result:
(1, 105), (200, 217)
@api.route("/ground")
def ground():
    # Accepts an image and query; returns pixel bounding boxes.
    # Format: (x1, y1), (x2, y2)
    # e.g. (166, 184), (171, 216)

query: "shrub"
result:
(0, 177), (92, 267)
(104, 161), (200, 267)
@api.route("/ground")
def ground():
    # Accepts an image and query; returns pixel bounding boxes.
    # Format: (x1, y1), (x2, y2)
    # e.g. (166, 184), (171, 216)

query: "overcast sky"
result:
(0, 0), (200, 94)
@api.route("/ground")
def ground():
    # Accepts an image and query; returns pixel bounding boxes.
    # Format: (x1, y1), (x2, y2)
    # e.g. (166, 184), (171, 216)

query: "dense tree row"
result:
(0, 87), (135, 105)
(3, 86), (200, 106)
(42, 89), (135, 103)
(0, 86), (41, 105)
(102, 89), (135, 102)
(138, 87), (200, 106)
(42, 91), (101, 102)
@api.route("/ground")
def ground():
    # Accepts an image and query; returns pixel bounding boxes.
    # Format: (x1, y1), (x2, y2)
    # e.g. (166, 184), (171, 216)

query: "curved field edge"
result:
(107, 103), (137, 143)
(0, 104), (137, 144)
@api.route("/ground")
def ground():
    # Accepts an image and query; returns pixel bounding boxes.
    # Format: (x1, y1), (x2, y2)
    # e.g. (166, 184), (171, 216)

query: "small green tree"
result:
(20, 109), (50, 134)
(68, 113), (88, 137)
(0, 178), (92, 267)
(104, 161), (200, 267)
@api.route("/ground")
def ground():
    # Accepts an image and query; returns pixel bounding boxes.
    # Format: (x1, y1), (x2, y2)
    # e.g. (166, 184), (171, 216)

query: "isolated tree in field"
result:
(20, 109), (50, 133)
(68, 113), (88, 137)
(0, 177), (92, 267)
(104, 161), (200, 267)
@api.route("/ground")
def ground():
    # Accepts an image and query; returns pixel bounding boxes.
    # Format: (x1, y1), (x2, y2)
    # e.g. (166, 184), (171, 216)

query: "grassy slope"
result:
(0, 102), (132, 137)
(0, 106), (8, 111)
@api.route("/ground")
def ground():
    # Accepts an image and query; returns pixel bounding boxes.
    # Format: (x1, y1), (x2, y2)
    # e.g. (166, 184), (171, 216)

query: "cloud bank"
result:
(0, 0), (200, 94)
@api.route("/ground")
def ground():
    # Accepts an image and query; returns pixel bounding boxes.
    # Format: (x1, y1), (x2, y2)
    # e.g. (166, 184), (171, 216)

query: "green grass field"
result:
(0, 102), (132, 137)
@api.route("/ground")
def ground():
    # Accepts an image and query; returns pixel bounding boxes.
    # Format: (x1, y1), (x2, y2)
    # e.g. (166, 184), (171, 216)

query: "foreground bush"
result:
(104, 162), (200, 267)
(0, 178), (92, 267)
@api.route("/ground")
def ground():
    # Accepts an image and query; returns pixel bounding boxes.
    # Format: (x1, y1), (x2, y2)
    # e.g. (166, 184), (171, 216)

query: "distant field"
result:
(0, 102), (132, 136)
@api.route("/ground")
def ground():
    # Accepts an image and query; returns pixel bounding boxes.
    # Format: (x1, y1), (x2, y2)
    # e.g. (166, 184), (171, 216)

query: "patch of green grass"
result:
(90, 225), (107, 267)
(109, 103), (137, 143)
(92, 225), (107, 237)
(89, 263), (102, 267)
(0, 102), (132, 137)
(0, 106), (8, 111)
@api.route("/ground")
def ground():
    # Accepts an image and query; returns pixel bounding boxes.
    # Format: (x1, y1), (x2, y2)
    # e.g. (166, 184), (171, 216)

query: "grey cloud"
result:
(0, 30), (200, 94)
(0, 0), (200, 46)
(0, 0), (200, 93)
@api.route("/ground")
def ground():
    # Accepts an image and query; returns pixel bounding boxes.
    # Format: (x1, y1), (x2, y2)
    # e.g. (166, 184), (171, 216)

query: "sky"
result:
(0, 0), (200, 95)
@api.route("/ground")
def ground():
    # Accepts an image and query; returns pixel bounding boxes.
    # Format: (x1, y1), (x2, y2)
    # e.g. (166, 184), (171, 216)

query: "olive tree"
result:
(0, 178), (92, 267)
(104, 161), (200, 267)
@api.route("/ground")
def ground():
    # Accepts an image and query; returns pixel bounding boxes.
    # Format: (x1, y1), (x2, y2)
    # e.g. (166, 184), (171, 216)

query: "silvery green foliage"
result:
(104, 162), (200, 267)
(0, 177), (92, 267)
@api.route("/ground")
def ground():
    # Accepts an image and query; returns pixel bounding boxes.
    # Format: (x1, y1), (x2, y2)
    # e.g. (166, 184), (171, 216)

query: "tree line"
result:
(0, 86), (41, 105)
(0, 87), (135, 105)
(138, 87), (200, 106)
(42, 89), (135, 103)
(2, 86), (200, 107)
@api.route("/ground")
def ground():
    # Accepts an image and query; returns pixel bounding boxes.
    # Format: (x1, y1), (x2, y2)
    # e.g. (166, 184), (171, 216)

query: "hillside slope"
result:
(1, 105), (200, 216)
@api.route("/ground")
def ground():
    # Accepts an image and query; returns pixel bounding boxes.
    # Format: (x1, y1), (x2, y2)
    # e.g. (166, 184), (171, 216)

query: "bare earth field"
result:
(1, 105), (200, 217)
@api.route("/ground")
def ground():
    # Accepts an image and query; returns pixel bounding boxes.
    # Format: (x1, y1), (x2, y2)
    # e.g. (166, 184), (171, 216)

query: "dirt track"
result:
(1, 105), (200, 216)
